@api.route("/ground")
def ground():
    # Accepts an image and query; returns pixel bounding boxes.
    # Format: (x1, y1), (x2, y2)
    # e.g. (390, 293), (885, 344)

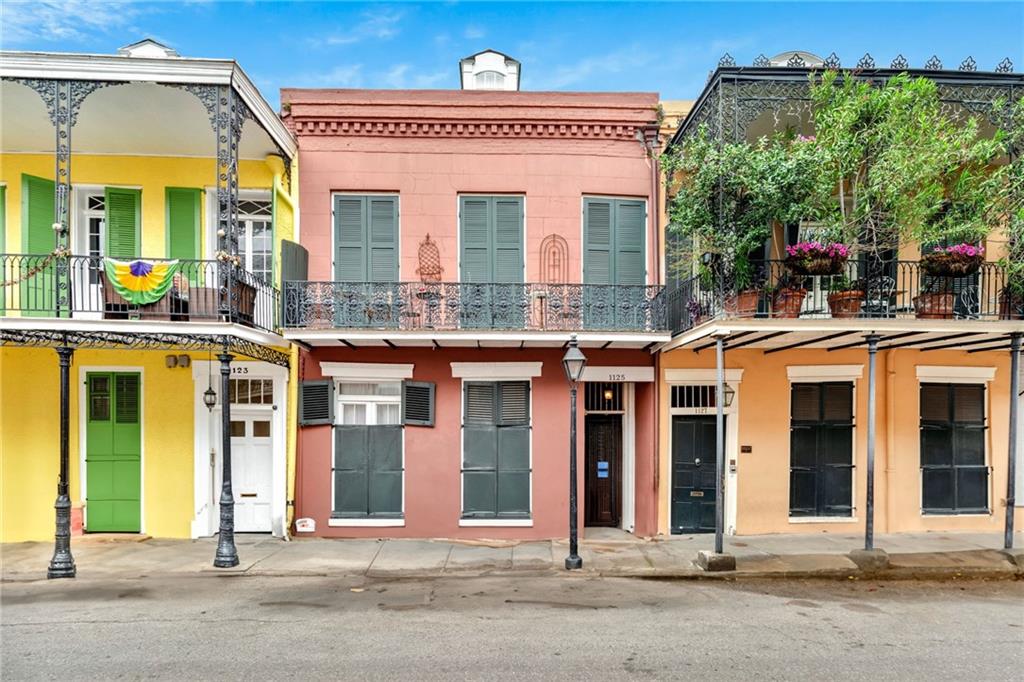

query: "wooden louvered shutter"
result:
(334, 196), (365, 281)
(460, 197), (492, 282)
(463, 382), (498, 516)
(402, 380), (435, 426)
(497, 380), (530, 515)
(791, 384), (820, 422)
(115, 374), (140, 424)
(22, 174), (55, 254)
(166, 188), (200, 261)
(493, 197), (523, 283)
(614, 200), (646, 285)
(920, 384), (949, 423)
(299, 380), (334, 425)
(497, 381), (530, 425)
(368, 197), (398, 282)
(584, 198), (612, 285)
(105, 187), (140, 259)
(822, 383), (853, 422)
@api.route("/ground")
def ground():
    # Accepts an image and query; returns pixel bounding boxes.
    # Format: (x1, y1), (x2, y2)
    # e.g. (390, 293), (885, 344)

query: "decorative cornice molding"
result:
(290, 118), (645, 140)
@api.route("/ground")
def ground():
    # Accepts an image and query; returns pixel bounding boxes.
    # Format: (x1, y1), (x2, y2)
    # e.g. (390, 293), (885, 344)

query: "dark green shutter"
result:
(22, 174), (54, 254)
(334, 196), (365, 281)
(584, 197), (646, 285)
(299, 380), (334, 425)
(368, 426), (403, 515)
(105, 187), (140, 259)
(334, 426), (368, 514)
(368, 197), (398, 281)
(462, 381), (530, 518)
(460, 197), (492, 282)
(334, 424), (403, 517)
(583, 198), (612, 285)
(493, 197), (524, 283)
(166, 188), (200, 261)
(402, 380), (435, 426)
(280, 240), (309, 326)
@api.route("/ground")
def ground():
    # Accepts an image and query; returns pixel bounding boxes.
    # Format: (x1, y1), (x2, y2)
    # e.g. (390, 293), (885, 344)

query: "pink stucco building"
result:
(281, 75), (668, 540)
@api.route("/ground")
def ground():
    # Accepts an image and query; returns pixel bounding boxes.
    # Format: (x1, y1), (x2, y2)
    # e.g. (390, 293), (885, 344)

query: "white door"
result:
(228, 412), (273, 532)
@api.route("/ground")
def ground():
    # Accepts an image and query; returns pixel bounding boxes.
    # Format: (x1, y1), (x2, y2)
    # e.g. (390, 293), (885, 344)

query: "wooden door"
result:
(671, 416), (717, 534)
(85, 372), (141, 532)
(585, 415), (622, 526)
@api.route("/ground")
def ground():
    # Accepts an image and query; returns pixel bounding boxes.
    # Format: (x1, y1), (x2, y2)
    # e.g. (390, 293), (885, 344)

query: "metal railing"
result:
(669, 259), (1016, 334)
(0, 254), (279, 333)
(283, 281), (667, 333)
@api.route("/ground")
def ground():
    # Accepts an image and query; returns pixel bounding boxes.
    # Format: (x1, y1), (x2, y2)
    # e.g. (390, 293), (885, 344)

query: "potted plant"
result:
(920, 243), (985, 278)
(827, 275), (864, 318)
(767, 273), (807, 318)
(913, 279), (955, 319)
(785, 241), (850, 276)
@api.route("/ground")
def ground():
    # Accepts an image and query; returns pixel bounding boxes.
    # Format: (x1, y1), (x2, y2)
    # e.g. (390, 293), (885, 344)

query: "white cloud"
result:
(0, 0), (150, 46)
(463, 25), (485, 40)
(309, 7), (404, 48)
(289, 64), (365, 88)
(529, 46), (656, 90)
(378, 63), (449, 89)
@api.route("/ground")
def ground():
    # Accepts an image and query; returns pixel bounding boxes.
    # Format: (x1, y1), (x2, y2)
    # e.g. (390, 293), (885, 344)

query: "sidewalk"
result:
(3, 530), (1022, 582)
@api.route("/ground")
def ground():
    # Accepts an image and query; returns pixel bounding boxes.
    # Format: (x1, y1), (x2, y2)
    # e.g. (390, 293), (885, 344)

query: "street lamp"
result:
(721, 383), (735, 408)
(562, 335), (587, 570)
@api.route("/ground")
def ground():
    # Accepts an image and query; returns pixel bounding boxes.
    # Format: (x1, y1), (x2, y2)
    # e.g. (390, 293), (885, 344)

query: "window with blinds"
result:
(789, 382), (854, 517)
(920, 383), (988, 514)
(462, 381), (531, 519)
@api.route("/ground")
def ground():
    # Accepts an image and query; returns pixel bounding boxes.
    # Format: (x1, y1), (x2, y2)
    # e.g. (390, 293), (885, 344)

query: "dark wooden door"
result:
(585, 415), (622, 526)
(671, 416), (718, 534)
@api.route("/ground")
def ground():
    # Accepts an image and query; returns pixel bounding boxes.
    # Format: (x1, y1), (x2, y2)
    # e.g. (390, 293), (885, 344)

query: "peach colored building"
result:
(280, 78), (667, 539)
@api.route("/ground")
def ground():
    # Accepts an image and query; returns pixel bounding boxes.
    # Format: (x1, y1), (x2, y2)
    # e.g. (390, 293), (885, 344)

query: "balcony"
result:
(669, 259), (1017, 334)
(283, 281), (666, 334)
(1, 254), (279, 334)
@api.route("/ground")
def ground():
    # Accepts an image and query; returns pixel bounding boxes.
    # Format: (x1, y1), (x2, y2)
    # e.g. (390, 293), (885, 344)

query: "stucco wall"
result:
(657, 346), (1023, 536)
(295, 346), (656, 539)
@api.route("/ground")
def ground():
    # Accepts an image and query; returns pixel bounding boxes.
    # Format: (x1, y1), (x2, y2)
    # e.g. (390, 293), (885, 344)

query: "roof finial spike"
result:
(752, 54), (770, 67)
(995, 57), (1013, 73)
(924, 55), (942, 70)
(890, 54), (909, 69)
(856, 53), (875, 69)
(718, 53), (736, 68)
(823, 52), (841, 69)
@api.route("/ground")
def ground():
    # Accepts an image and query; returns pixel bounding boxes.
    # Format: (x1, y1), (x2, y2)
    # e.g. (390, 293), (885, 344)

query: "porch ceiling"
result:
(284, 329), (670, 350)
(1, 80), (279, 159)
(661, 319), (1023, 354)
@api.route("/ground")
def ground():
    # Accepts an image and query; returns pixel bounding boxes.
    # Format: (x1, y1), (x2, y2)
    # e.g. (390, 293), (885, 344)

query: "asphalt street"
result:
(1, 574), (1021, 680)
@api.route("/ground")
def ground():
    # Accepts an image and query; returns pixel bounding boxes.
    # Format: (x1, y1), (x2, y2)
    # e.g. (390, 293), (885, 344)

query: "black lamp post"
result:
(562, 335), (587, 570)
(213, 352), (239, 568)
(47, 345), (76, 579)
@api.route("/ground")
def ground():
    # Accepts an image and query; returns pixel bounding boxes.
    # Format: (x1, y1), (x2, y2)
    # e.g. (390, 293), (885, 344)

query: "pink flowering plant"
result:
(921, 243), (986, 278)
(785, 240), (851, 276)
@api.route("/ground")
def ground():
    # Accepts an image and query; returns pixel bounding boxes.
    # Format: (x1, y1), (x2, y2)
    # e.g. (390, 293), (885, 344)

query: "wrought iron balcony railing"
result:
(0, 253), (280, 333)
(283, 281), (667, 333)
(669, 259), (1017, 334)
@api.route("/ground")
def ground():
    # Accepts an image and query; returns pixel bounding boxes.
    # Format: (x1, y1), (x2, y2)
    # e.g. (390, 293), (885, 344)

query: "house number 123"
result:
(231, 367), (248, 375)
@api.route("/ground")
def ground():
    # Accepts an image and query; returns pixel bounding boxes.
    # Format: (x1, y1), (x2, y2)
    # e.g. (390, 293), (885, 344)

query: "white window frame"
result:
(238, 199), (273, 283)
(785, 365), (862, 524)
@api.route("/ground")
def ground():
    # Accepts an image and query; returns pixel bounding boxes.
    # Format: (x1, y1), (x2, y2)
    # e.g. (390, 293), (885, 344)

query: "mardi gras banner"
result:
(103, 258), (180, 305)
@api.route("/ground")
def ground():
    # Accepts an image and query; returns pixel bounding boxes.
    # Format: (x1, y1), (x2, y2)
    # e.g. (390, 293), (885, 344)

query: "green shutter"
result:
(299, 380), (334, 425)
(333, 424), (403, 517)
(105, 187), (140, 259)
(584, 197), (646, 285)
(368, 197), (398, 281)
(334, 196), (365, 281)
(583, 198), (612, 284)
(368, 426), (403, 515)
(166, 188), (200, 261)
(462, 381), (530, 518)
(22, 174), (55, 254)
(493, 197), (523, 283)
(460, 196), (492, 282)
(615, 200), (646, 285)
(402, 380), (435, 426)
(334, 425), (369, 515)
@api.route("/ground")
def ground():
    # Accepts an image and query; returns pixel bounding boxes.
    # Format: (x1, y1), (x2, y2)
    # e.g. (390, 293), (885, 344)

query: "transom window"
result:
(336, 381), (401, 425)
(229, 378), (273, 405)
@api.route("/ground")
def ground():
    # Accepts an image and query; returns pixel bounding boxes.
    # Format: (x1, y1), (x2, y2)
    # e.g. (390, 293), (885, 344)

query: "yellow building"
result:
(656, 54), (1023, 548)
(0, 40), (298, 562)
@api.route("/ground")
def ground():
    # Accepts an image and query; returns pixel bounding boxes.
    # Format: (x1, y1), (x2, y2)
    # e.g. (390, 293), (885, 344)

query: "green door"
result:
(86, 372), (141, 532)
(21, 174), (56, 316)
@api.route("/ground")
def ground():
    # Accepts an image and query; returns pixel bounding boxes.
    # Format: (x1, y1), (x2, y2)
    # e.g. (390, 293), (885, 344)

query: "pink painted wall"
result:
(295, 347), (655, 540)
(284, 90), (660, 286)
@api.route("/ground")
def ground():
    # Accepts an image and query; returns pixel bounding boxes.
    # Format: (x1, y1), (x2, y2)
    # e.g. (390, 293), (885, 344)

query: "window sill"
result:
(788, 516), (858, 524)
(328, 518), (405, 527)
(920, 511), (991, 518)
(459, 518), (533, 528)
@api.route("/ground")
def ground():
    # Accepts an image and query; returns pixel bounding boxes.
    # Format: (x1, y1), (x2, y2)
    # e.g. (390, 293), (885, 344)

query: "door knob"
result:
(694, 458), (701, 465)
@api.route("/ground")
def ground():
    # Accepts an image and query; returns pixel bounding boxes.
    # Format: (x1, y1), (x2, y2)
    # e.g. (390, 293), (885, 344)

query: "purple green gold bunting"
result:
(103, 258), (180, 305)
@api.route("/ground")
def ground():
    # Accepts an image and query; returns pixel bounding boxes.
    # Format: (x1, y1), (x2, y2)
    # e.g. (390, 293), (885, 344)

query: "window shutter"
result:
(368, 197), (398, 282)
(614, 200), (646, 285)
(822, 383), (853, 422)
(791, 384), (820, 422)
(402, 380), (435, 426)
(368, 425), (403, 515)
(583, 198), (612, 285)
(334, 196), (365, 281)
(460, 197), (492, 282)
(953, 385), (984, 423)
(115, 374), (140, 424)
(22, 174), (55, 254)
(497, 381), (530, 426)
(334, 425), (369, 514)
(280, 239), (309, 282)
(166, 188), (200, 260)
(464, 382), (496, 424)
(493, 197), (523, 283)
(299, 380), (334, 425)
(920, 384), (949, 423)
(105, 187), (140, 259)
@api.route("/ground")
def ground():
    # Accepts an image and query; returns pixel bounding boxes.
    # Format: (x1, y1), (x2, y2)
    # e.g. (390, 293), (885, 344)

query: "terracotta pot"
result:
(914, 291), (954, 319)
(724, 289), (760, 317)
(1000, 290), (1024, 320)
(828, 290), (863, 319)
(771, 287), (807, 318)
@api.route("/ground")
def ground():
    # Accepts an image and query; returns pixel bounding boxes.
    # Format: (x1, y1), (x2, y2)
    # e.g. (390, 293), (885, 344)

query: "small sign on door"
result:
(597, 461), (609, 479)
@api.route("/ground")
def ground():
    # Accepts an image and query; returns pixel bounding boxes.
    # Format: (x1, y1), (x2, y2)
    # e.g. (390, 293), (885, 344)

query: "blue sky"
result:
(2, 1), (1022, 107)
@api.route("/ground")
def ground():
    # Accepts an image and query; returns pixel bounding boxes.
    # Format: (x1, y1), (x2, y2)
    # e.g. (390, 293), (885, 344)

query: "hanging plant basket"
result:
(784, 242), (850, 276)
(920, 245), (985, 278)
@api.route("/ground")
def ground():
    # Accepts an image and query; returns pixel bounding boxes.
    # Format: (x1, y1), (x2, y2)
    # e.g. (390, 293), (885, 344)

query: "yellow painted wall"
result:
(657, 346), (1023, 536)
(0, 347), (208, 542)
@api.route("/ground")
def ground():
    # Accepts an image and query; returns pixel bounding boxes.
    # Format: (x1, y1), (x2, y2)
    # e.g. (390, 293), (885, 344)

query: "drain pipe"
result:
(885, 349), (897, 533)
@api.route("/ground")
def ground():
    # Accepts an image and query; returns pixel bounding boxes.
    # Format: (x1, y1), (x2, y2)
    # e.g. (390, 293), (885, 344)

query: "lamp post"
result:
(562, 335), (587, 570)
(213, 352), (239, 568)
